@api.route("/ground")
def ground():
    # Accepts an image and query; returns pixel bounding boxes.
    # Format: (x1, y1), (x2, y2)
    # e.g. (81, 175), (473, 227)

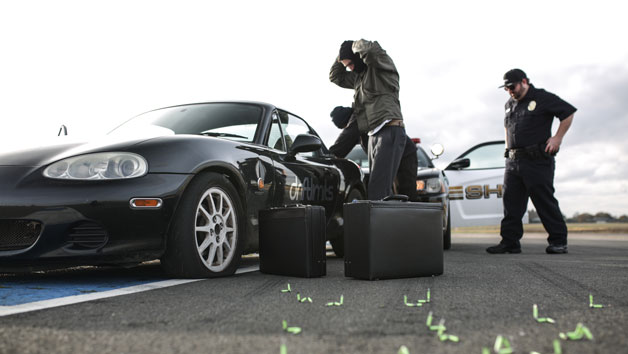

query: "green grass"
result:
(453, 223), (628, 234)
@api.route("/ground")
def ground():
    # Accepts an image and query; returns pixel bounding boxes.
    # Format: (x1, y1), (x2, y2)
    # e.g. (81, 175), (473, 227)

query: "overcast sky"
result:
(1, 0), (627, 217)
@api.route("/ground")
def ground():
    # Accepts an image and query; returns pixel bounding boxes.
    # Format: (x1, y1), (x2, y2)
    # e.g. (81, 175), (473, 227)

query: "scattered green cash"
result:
(589, 294), (604, 308)
(282, 320), (302, 335)
(280, 343), (287, 354)
(435, 319), (459, 342)
(403, 295), (423, 307)
(533, 304), (555, 324)
(281, 283), (292, 293)
(493, 335), (513, 354)
(426, 312), (445, 331)
(296, 292), (312, 303)
(553, 339), (562, 354)
(559, 323), (593, 341)
(397, 345), (410, 354)
(424, 315), (459, 342)
(326, 295), (344, 306)
(404, 289), (431, 307)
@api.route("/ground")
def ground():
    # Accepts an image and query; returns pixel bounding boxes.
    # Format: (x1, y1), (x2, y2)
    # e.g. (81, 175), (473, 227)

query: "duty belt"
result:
(385, 119), (405, 128)
(507, 144), (553, 160)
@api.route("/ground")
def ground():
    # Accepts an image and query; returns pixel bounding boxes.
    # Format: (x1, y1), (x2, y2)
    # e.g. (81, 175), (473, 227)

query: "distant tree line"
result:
(528, 210), (628, 223)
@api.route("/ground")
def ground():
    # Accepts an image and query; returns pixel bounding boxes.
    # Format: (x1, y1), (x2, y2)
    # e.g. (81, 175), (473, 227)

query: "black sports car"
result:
(0, 102), (365, 277)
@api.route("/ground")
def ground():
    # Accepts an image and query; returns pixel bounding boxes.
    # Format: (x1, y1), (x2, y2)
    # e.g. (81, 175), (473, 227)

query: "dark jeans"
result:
(395, 136), (418, 200)
(368, 126), (406, 200)
(500, 158), (567, 247)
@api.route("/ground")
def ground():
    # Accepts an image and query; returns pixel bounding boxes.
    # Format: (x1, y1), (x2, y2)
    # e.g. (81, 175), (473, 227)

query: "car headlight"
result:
(416, 177), (443, 194)
(43, 152), (148, 180)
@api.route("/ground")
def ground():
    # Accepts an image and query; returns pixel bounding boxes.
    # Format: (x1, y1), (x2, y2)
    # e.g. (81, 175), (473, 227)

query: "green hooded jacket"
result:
(329, 39), (403, 133)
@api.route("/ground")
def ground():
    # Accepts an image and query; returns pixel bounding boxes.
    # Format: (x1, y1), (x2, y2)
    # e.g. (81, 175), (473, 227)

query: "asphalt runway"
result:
(1, 233), (627, 354)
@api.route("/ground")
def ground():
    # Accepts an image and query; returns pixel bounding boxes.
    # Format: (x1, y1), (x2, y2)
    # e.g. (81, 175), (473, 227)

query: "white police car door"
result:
(445, 141), (514, 227)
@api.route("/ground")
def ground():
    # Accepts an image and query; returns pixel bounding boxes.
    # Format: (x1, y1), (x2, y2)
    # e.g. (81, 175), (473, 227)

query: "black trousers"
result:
(368, 126), (406, 200)
(500, 157), (567, 247)
(395, 136), (418, 201)
(329, 119), (417, 201)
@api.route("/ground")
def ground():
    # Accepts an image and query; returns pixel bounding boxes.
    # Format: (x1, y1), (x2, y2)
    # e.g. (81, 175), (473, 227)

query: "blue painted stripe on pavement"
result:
(0, 277), (165, 306)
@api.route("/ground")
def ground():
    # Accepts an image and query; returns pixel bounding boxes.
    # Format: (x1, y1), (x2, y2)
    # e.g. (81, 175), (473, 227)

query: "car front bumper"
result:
(0, 166), (191, 266)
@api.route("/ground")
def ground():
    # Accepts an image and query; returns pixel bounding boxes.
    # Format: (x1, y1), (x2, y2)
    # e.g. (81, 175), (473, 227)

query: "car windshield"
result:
(109, 103), (263, 142)
(346, 145), (433, 169)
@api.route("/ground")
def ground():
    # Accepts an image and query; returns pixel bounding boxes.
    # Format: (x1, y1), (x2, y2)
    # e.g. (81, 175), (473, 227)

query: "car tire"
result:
(444, 211), (451, 250)
(332, 187), (365, 258)
(161, 172), (245, 278)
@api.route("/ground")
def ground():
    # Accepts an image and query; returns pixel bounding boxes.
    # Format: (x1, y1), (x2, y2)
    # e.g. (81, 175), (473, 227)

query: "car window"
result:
(457, 142), (505, 169)
(346, 146), (369, 168)
(109, 103), (262, 142)
(267, 112), (286, 151)
(416, 147), (434, 168)
(277, 111), (316, 157)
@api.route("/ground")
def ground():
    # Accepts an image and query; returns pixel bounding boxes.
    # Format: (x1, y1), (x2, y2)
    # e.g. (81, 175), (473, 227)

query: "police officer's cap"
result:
(499, 69), (528, 88)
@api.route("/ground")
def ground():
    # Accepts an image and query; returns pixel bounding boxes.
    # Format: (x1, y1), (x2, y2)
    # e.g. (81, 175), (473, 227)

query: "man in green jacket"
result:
(330, 39), (409, 200)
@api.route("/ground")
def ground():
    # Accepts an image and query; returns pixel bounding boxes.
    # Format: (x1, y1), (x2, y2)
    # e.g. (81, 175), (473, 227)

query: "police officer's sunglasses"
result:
(504, 82), (520, 91)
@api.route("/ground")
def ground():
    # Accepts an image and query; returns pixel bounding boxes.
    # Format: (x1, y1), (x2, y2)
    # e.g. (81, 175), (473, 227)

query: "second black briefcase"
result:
(343, 199), (443, 280)
(259, 205), (326, 278)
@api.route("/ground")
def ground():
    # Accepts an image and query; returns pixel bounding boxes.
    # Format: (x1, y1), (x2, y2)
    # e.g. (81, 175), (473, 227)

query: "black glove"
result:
(330, 106), (353, 129)
(504, 149), (509, 158)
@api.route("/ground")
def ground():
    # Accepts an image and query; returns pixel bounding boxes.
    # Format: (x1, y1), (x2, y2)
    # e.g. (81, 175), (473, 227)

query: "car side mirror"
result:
(430, 143), (444, 159)
(287, 134), (322, 157)
(58, 125), (68, 136)
(447, 158), (471, 170)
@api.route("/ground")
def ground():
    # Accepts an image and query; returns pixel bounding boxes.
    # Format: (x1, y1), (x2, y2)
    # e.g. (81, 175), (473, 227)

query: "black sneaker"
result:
(486, 243), (521, 254)
(546, 244), (568, 254)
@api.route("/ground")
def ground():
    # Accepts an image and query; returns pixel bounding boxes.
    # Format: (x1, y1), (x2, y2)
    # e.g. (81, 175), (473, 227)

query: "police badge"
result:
(528, 101), (537, 111)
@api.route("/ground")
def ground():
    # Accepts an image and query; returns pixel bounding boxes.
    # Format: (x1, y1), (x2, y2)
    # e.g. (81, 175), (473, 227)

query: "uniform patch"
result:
(528, 101), (537, 111)
(506, 108), (511, 113)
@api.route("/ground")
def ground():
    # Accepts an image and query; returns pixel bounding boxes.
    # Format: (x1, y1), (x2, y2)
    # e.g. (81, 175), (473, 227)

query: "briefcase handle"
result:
(382, 194), (409, 202)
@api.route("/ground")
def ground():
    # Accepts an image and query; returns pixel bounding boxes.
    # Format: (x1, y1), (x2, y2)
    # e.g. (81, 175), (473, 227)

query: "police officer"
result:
(487, 69), (576, 254)
(329, 39), (407, 200)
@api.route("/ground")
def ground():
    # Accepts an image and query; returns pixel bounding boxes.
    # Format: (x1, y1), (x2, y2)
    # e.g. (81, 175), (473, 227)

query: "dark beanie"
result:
(330, 106), (353, 129)
(338, 40), (367, 73)
(339, 41), (354, 60)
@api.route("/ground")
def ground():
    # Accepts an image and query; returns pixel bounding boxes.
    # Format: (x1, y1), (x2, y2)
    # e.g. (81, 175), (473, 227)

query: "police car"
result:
(444, 140), (528, 228)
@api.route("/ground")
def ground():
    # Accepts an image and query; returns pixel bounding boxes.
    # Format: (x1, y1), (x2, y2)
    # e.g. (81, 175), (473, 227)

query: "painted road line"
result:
(0, 279), (202, 317)
(236, 264), (259, 274)
(0, 264), (259, 317)
(0, 277), (166, 306)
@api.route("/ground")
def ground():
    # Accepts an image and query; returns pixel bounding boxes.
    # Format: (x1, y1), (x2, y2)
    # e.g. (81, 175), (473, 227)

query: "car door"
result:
(445, 141), (512, 227)
(265, 110), (340, 219)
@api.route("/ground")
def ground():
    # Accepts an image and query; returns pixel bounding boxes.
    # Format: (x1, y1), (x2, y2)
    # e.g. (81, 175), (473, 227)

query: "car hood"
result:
(0, 134), (160, 167)
(416, 167), (441, 179)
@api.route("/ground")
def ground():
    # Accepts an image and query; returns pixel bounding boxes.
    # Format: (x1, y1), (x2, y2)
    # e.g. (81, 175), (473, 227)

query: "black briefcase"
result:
(343, 198), (443, 280)
(259, 205), (326, 278)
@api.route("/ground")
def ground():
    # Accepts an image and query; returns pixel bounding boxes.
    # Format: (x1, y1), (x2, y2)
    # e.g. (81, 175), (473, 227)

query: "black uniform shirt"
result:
(504, 84), (577, 149)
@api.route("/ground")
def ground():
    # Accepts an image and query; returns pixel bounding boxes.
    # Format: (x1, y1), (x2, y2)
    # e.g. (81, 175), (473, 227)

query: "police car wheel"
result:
(161, 172), (245, 278)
